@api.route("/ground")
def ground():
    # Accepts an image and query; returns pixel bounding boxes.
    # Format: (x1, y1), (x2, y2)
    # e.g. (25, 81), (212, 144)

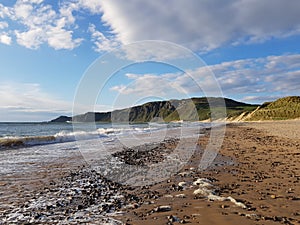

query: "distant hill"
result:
(50, 97), (258, 123)
(245, 96), (300, 121)
(50, 116), (72, 123)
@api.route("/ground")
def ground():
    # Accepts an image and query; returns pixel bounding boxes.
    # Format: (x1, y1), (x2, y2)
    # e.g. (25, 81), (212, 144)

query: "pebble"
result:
(178, 182), (187, 188)
(270, 194), (277, 199)
(153, 205), (172, 212)
(175, 194), (186, 198)
(178, 172), (190, 177)
(221, 204), (229, 209)
(0, 167), (138, 224)
(164, 195), (174, 198)
(167, 215), (180, 222)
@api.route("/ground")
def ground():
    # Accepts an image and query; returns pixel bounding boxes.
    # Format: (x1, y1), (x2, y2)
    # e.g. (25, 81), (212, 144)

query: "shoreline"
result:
(0, 121), (299, 224)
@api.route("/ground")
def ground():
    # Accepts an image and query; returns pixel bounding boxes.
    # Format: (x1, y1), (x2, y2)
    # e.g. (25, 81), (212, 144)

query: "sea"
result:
(0, 121), (208, 180)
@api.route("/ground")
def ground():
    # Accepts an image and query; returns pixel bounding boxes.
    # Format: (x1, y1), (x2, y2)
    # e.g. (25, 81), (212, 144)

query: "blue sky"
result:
(0, 0), (299, 121)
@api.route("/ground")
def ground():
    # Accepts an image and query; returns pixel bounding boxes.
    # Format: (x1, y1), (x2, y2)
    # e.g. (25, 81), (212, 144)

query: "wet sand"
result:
(0, 121), (299, 224)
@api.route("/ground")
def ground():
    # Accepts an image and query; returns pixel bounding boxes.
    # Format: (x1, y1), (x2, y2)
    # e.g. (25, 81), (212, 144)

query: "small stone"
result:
(178, 182), (187, 188)
(270, 195), (276, 199)
(175, 194), (186, 198)
(221, 204), (229, 209)
(167, 215), (180, 222)
(153, 205), (172, 212)
(164, 195), (173, 198)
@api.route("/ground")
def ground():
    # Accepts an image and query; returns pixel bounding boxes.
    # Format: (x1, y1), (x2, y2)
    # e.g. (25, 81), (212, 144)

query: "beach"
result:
(0, 121), (299, 224)
(117, 120), (300, 224)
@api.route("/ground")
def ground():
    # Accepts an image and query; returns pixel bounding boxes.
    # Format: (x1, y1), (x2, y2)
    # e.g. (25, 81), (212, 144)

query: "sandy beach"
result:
(0, 121), (299, 224)
(116, 120), (299, 224)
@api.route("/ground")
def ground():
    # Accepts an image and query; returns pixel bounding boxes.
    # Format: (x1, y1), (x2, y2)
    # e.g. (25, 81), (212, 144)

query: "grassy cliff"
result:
(50, 96), (300, 123)
(245, 96), (300, 121)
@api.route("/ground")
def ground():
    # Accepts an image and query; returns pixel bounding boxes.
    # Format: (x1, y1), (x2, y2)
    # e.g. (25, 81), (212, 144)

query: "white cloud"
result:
(1, 0), (300, 53)
(265, 70), (300, 92)
(0, 4), (13, 18)
(265, 54), (300, 71)
(119, 41), (194, 61)
(47, 22), (82, 50)
(0, 83), (71, 113)
(15, 28), (43, 49)
(59, 2), (78, 25)
(99, 0), (300, 51)
(0, 33), (11, 45)
(0, 82), (115, 121)
(88, 23), (120, 52)
(110, 54), (300, 103)
(0, 21), (8, 29)
(110, 73), (181, 97)
(14, 2), (33, 19)
(1, 1), (82, 49)
(78, 0), (102, 14)
(242, 95), (280, 103)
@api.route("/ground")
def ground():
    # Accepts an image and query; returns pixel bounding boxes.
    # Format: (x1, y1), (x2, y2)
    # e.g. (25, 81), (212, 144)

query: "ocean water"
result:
(0, 122), (207, 178)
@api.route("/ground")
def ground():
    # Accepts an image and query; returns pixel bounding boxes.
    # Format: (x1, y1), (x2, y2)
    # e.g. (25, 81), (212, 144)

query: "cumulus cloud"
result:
(0, 33), (11, 45)
(0, 0), (82, 50)
(110, 54), (300, 103)
(47, 22), (82, 50)
(78, 0), (102, 14)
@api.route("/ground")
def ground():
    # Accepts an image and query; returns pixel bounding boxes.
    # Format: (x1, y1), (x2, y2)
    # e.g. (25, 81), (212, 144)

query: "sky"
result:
(0, 0), (299, 121)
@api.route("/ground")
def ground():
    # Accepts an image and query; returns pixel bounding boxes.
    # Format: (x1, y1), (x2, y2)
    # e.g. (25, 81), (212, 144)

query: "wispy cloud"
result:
(110, 54), (300, 103)
(0, 83), (71, 121)
(0, 83), (71, 114)
(88, 23), (120, 52)
(0, 82), (115, 121)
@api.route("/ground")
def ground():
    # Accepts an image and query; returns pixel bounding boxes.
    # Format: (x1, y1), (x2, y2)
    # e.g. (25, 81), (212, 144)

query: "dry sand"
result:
(245, 120), (300, 140)
(119, 121), (300, 224)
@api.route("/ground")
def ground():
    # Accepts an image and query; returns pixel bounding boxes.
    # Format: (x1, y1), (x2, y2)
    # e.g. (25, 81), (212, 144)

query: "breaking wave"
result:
(0, 122), (210, 150)
(0, 126), (154, 150)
